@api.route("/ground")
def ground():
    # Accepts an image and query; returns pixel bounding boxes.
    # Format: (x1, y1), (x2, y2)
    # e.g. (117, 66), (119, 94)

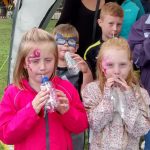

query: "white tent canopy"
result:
(8, 0), (62, 83)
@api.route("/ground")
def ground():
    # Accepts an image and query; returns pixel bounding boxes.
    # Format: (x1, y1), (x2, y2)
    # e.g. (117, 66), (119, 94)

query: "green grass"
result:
(46, 19), (57, 32)
(0, 19), (57, 99)
(0, 18), (12, 99)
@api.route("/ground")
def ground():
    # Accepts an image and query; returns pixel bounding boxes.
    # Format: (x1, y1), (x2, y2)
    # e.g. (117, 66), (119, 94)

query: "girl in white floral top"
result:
(82, 38), (150, 150)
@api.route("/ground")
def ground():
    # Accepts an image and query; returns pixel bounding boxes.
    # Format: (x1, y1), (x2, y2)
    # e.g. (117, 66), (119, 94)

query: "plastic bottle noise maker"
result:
(64, 51), (80, 75)
(40, 76), (58, 113)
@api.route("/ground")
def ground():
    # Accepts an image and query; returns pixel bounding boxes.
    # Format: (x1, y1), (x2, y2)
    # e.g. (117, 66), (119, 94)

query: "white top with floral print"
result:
(82, 81), (150, 150)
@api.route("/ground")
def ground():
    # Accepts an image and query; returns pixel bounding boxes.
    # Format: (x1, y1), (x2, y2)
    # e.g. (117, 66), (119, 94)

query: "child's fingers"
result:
(37, 100), (47, 110)
(55, 90), (69, 114)
(40, 94), (49, 103)
(32, 90), (50, 114)
(33, 96), (46, 108)
(35, 91), (49, 104)
(57, 93), (69, 104)
(114, 78), (130, 90)
(107, 78), (115, 82)
(56, 90), (66, 97)
(105, 78), (115, 87)
(56, 102), (69, 114)
(71, 54), (78, 58)
(118, 77), (127, 84)
(71, 53), (83, 62)
(58, 103), (69, 108)
(55, 90), (69, 103)
(114, 79), (124, 87)
(61, 103), (69, 111)
(58, 98), (69, 105)
(115, 78), (126, 85)
(32, 98), (46, 114)
(39, 90), (49, 97)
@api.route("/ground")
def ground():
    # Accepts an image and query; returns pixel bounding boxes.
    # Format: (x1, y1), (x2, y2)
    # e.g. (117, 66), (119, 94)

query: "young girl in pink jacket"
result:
(0, 28), (88, 150)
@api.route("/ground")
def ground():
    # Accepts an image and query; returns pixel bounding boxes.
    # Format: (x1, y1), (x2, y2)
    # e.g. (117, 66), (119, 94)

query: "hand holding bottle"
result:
(40, 76), (58, 113)
(70, 53), (91, 74)
(64, 51), (80, 75)
(55, 90), (70, 114)
(32, 90), (50, 114)
(106, 77), (129, 117)
(113, 77), (131, 91)
(105, 76), (130, 90)
(105, 77), (115, 88)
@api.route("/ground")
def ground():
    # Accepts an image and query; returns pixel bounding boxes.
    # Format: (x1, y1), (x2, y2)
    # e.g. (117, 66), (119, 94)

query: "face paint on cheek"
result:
(26, 49), (41, 72)
(102, 56), (111, 76)
(28, 64), (33, 72)
(26, 60), (33, 72)
(27, 57), (31, 64)
(102, 59), (108, 75)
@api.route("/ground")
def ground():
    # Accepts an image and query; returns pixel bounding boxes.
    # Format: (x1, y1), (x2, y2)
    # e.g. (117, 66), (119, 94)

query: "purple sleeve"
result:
(128, 14), (150, 68)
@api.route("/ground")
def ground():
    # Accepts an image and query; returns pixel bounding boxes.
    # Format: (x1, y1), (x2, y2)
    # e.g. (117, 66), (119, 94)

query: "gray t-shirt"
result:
(56, 67), (83, 96)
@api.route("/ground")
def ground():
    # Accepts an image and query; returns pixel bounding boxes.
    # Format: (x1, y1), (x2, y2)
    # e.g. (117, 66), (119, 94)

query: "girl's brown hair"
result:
(13, 28), (58, 89)
(96, 37), (138, 92)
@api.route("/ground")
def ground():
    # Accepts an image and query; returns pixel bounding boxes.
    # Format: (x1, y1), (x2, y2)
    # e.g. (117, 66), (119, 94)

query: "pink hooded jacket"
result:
(0, 76), (88, 150)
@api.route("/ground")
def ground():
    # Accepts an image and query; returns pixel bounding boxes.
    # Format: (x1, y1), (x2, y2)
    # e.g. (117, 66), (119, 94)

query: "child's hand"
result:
(32, 90), (49, 114)
(105, 78), (115, 88)
(71, 53), (89, 73)
(114, 77), (131, 91)
(55, 90), (69, 114)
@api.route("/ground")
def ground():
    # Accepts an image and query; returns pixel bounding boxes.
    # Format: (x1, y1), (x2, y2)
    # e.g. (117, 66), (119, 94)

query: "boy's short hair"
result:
(53, 24), (79, 42)
(100, 2), (124, 19)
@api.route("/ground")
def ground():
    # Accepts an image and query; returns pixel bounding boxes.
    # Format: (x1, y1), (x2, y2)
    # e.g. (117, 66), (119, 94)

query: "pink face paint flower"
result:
(28, 49), (40, 62)
(27, 48), (41, 72)
(33, 49), (40, 57)
(102, 56), (111, 75)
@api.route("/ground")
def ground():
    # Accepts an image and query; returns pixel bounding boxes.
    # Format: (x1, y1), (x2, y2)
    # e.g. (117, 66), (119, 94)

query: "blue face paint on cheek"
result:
(67, 37), (77, 48)
(55, 33), (77, 48)
(55, 33), (64, 41)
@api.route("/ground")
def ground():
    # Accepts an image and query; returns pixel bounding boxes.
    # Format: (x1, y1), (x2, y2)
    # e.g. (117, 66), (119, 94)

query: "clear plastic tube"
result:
(111, 87), (125, 118)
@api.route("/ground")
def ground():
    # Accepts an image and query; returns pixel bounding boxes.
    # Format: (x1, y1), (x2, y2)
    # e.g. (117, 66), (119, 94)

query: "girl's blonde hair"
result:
(13, 28), (58, 89)
(53, 23), (79, 42)
(96, 37), (138, 92)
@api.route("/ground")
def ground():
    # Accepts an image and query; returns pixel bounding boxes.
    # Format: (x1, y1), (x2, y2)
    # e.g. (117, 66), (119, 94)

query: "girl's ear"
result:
(97, 18), (102, 27)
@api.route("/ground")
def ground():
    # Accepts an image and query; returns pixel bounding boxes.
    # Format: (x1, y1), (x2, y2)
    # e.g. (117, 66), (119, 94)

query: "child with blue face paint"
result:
(53, 24), (93, 150)
(55, 33), (78, 49)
